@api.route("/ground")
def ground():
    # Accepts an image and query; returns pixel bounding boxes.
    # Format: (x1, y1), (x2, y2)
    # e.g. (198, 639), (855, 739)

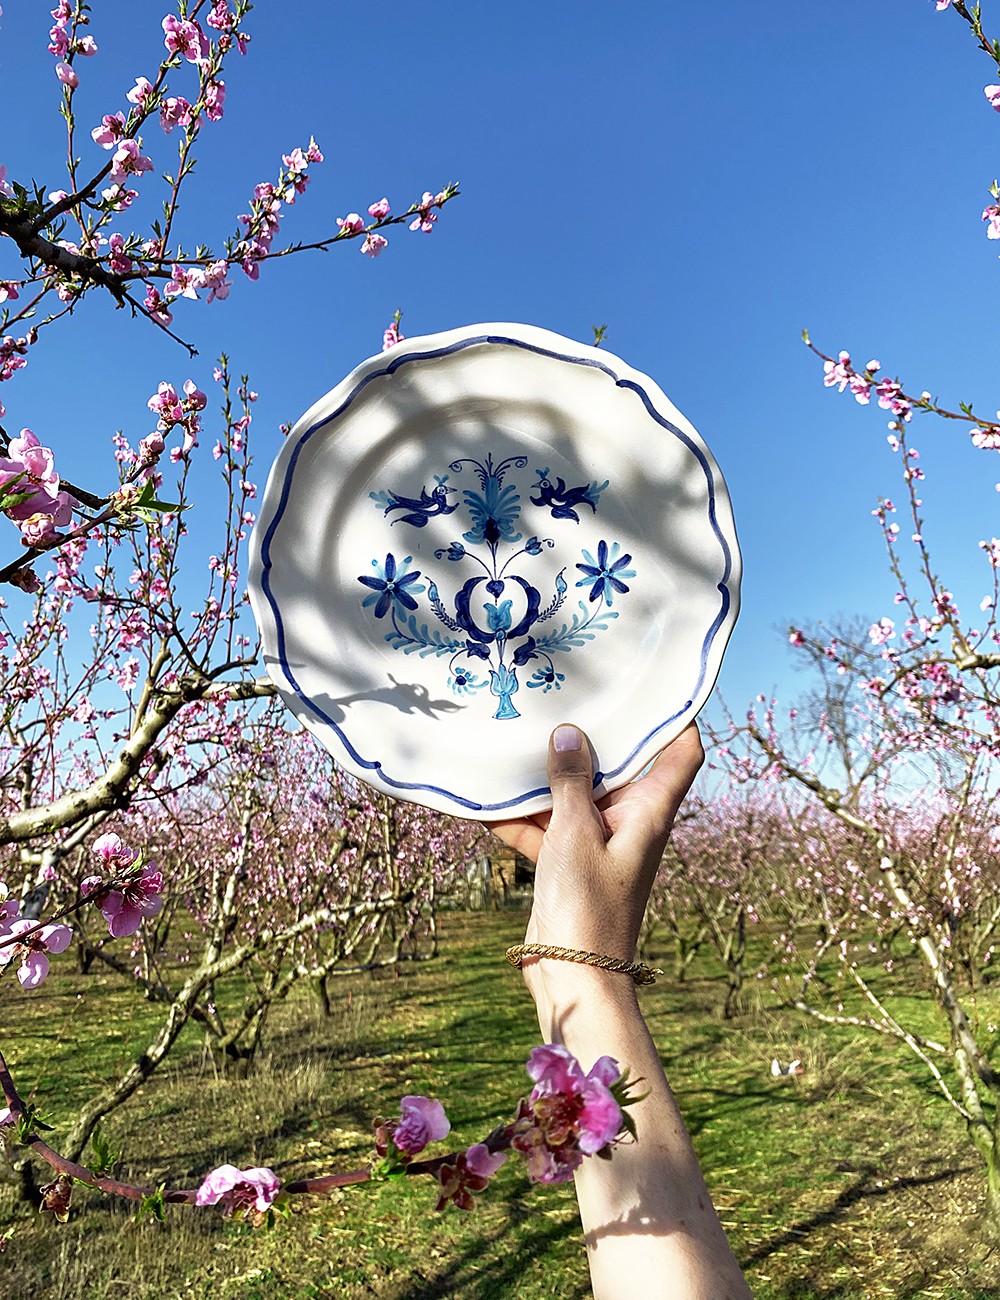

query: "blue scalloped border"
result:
(257, 334), (737, 812)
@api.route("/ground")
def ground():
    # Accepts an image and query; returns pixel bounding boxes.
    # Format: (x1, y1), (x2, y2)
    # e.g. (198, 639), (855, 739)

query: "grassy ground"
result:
(1, 911), (999, 1299)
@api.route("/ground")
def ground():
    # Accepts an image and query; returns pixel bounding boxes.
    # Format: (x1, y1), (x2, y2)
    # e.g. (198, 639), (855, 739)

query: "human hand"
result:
(488, 722), (703, 965)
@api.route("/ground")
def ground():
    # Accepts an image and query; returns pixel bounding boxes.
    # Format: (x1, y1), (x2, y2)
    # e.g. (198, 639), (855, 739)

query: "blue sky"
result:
(1, 0), (997, 717)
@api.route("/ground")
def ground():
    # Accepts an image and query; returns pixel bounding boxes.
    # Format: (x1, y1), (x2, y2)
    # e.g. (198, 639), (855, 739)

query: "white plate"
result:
(248, 323), (741, 819)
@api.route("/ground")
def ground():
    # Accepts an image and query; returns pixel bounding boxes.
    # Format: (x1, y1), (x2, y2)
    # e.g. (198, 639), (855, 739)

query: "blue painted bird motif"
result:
(530, 468), (609, 522)
(370, 475), (457, 528)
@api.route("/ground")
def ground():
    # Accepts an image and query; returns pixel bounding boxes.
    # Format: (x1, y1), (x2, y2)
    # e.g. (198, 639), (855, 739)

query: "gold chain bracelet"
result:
(505, 943), (661, 986)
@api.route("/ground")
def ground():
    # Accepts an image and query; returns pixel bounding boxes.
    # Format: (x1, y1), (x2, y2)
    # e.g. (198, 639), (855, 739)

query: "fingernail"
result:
(553, 724), (581, 752)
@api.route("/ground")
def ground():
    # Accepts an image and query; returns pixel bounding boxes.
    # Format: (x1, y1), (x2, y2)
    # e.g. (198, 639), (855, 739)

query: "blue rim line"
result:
(258, 334), (738, 812)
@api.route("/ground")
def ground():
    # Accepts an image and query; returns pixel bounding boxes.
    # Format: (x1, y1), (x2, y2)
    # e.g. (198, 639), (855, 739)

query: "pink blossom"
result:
(0, 895), (19, 932)
(160, 96), (193, 134)
(98, 865), (163, 937)
(110, 139), (153, 185)
(162, 14), (209, 63)
(102, 184), (139, 211)
(336, 213), (365, 236)
(0, 919), (72, 989)
(0, 282), (19, 304)
(207, 1), (235, 31)
(0, 429), (72, 524)
(116, 657), (140, 692)
(936, 0), (952, 9)
(107, 233), (132, 275)
(983, 205), (1000, 239)
(362, 232), (388, 258)
(0, 166), (13, 199)
(306, 137), (323, 163)
(409, 191), (439, 234)
(164, 264), (201, 299)
(526, 1045), (621, 1154)
(368, 197), (391, 220)
(986, 85), (1000, 111)
(383, 320), (405, 351)
(869, 617), (895, 646)
(75, 34), (98, 56)
(126, 77), (154, 108)
(143, 284), (173, 326)
(393, 1095), (450, 1154)
(92, 832), (139, 872)
(875, 378), (911, 419)
(204, 79), (225, 123)
(282, 147), (309, 175)
(10, 566), (40, 594)
(972, 425), (1000, 450)
(822, 351), (852, 392)
(195, 1165), (280, 1218)
(139, 430), (165, 462)
(509, 1044), (622, 1183)
(91, 112), (126, 149)
(434, 1143), (507, 1212)
(465, 1142), (507, 1179)
(55, 61), (78, 88)
(48, 25), (69, 57)
(18, 513), (58, 547)
(183, 379), (207, 410)
(789, 629), (805, 648)
(148, 382), (184, 423)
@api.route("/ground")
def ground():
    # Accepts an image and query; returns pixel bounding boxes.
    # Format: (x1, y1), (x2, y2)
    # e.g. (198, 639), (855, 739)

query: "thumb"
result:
(547, 723), (606, 842)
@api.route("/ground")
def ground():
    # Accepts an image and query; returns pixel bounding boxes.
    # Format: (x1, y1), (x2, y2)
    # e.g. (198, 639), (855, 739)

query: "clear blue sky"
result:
(1, 0), (996, 715)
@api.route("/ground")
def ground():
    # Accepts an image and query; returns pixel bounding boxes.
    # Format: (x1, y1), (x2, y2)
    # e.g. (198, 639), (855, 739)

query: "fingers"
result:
(610, 723), (704, 862)
(487, 815), (546, 863)
(547, 723), (607, 845)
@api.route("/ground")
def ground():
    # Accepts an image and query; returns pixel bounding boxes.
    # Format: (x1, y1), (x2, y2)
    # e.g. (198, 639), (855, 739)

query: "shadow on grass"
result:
(397, 1202), (587, 1300)
(741, 1163), (976, 1275)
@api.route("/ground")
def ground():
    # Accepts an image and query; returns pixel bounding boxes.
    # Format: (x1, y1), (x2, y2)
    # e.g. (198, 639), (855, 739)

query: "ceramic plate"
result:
(248, 323), (741, 819)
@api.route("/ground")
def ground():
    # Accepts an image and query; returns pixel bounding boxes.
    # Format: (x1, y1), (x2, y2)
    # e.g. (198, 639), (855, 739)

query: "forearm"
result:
(526, 961), (751, 1300)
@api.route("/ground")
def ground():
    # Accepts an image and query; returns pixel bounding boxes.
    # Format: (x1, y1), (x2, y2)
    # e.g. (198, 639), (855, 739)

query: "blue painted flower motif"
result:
(527, 665), (565, 692)
(357, 553), (426, 619)
(448, 668), (486, 694)
(359, 454), (636, 722)
(575, 540), (636, 606)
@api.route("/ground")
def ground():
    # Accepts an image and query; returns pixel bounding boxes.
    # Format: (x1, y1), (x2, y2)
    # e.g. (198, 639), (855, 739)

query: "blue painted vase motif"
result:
(359, 454), (635, 720)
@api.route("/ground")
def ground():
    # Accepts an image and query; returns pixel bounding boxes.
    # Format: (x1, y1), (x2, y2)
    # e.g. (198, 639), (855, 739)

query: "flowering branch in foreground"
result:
(803, 332), (1000, 451)
(0, 1044), (644, 1228)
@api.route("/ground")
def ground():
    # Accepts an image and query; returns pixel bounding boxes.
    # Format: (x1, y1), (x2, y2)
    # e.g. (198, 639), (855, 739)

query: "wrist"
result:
(519, 952), (642, 1040)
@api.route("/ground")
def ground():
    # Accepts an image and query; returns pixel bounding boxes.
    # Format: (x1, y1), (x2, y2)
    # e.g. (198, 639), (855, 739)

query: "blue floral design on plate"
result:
(357, 553), (426, 619)
(359, 454), (632, 720)
(575, 540), (636, 606)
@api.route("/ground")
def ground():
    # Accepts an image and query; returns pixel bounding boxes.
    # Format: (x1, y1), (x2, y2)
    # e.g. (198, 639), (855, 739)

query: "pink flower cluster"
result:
(50, 0), (97, 89)
(383, 318), (405, 351)
(0, 429), (75, 546)
(162, 13), (209, 64)
(410, 190), (447, 234)
(375, 1094), (450, 1156)
(145, 378), (207, 461)
(821, 352), (914, 422)
(81, 832), (164, 938)
(0, 894), (72, 989)
(236, 140), (324, 280)
(195, 1164), (279, 1221)
(510, 1044), (623, 1183)
(90, 108), (153, 193)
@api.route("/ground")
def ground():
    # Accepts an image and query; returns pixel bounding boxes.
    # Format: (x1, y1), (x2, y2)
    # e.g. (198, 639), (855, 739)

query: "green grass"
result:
(1, 912), (999, 1299)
